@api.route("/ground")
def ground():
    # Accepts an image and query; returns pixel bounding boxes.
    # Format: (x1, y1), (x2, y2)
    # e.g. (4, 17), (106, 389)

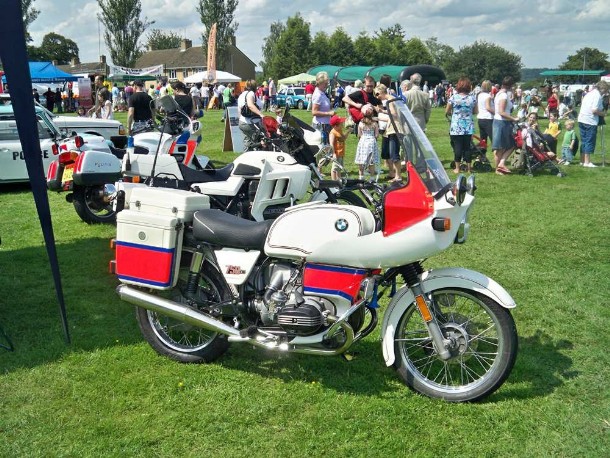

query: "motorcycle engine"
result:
(257, 262), (334, 336)
(277, 298), (326, 336)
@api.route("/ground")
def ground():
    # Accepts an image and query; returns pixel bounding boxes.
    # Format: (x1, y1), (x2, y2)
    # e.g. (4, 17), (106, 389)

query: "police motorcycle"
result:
(46, 100), (204, 224)
(111, 98), (518, 402)
(115, 96), (365, 223)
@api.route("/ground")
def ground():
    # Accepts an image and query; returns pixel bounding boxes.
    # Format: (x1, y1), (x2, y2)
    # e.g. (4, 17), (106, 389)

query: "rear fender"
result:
(380, 267), (516, 366)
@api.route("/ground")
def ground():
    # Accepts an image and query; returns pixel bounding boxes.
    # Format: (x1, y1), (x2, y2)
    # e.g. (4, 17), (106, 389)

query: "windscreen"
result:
(386, 99), (450, 193)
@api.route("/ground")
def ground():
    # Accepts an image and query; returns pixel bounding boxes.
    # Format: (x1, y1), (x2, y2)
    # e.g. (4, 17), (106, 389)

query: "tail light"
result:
(58, 151), (79, 164)
(51, 143), (59, 155)
(74, 136), (84, 149)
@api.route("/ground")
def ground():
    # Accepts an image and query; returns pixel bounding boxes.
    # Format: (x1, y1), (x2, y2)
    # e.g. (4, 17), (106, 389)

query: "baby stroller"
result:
(450, 134), (493, 172)
(512, 124), (565, 177)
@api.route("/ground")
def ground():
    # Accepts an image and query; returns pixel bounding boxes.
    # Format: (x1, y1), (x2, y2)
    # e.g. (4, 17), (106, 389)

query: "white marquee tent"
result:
(184, 70), (241, 84)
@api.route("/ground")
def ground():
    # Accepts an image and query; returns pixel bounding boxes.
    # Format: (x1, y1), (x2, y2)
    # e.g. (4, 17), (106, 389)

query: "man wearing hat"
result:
(329, 114), (350, 180)
(127, 80), (155, 135)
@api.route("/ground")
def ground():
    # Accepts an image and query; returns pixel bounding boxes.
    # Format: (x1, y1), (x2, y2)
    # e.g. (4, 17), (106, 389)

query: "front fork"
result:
(396, 264), (452, 361)
(409, 283), (452, 361)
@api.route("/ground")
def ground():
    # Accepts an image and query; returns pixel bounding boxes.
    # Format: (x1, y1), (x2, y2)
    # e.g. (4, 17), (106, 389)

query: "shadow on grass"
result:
(0, 237), (141, 373)
(215, 328), (577, 401)
(491, 329), (576, 401)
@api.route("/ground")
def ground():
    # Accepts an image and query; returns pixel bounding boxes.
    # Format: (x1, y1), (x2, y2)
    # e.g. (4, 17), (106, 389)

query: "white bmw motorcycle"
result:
(112, 99), (518, 402)
(116, 99), (365, 222)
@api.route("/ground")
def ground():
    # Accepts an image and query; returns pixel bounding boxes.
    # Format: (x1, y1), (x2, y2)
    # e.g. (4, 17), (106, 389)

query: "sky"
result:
(28, 0), (610, 72)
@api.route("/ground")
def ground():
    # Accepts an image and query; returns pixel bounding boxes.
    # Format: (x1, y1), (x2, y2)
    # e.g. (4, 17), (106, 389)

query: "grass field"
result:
(0, 106), (609, 456)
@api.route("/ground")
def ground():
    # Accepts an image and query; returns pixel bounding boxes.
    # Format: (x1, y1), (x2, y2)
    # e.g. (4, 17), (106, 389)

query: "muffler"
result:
(116, 284), (241, 337)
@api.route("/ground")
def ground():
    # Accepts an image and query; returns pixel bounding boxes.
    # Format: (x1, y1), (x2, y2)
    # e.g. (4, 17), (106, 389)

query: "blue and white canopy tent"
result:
(1, 61), (78, 85)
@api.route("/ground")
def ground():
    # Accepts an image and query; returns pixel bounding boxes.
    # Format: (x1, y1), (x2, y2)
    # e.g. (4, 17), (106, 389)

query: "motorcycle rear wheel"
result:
(135, 264), (232, 363)
(393, 288), (517, 402)
(72, 186), (116, 224)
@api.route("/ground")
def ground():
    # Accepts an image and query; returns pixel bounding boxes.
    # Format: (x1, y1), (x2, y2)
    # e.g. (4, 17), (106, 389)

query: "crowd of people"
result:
(55, 70), (609, 175)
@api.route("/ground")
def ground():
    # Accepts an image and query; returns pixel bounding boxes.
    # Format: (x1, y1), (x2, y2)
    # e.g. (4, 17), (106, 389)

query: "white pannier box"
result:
(115, 210), (183, 289)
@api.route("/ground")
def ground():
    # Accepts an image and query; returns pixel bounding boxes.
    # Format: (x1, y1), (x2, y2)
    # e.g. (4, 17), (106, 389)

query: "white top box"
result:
(127, 186), (210, 222)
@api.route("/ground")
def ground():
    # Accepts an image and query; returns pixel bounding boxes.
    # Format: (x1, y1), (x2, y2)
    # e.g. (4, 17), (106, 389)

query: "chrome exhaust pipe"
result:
(116, 284), (241, 337)
(118, 284), (355, 356)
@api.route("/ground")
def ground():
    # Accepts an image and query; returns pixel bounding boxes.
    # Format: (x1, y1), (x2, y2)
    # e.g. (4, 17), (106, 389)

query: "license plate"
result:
(62, 166), (74, 183)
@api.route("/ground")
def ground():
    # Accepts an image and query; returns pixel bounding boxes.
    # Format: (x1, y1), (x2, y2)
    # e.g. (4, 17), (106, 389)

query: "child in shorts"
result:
(561, 119), (576, 165)
(329, 114), (350, 180)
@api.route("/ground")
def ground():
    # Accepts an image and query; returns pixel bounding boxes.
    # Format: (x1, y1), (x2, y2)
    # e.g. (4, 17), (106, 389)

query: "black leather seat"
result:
(178, 162), (234, 183)
(192, 209), (274, 251)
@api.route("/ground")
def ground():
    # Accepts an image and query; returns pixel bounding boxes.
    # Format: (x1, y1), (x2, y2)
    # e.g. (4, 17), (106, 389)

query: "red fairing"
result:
(303, 264), (367, 302)
(382, 162), (434, 237)
(115, 241), (175, 287)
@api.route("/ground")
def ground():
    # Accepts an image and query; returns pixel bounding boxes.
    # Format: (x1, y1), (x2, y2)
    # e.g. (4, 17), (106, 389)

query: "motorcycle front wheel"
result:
(135, 263), (232, 363)
(393, 288), (517, 402)
(72, 186), (117, 224)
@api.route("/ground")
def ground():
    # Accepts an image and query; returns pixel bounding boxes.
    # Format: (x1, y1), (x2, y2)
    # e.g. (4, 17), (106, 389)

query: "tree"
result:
(196, 0), (239, 71)
(97, 0), (153, 67)
(267, 14), (311, 79)
(309, 31), (331, 68)
(560, 47), (609, 71)
(444, 40), (521, 84)
(260, 21), (285, 76)
(373, 24), (407, 65)
(353, 32), (377, 66)
(35, 33), (79, 65)
(558, 47), (610, 83)
(145, 29), (182, 51)
(401, 37), (433, 66)
(326, 28), (355, 67)
(21, 0), (39, 42)
(425, 37), (455, 69)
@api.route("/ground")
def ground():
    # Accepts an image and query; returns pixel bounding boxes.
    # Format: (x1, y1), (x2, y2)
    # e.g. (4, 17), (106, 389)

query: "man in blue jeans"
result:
(577, 81), (608, 167)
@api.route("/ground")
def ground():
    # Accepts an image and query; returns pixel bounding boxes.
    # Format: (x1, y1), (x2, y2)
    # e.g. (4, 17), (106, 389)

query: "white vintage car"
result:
(0, 104), (111, 183)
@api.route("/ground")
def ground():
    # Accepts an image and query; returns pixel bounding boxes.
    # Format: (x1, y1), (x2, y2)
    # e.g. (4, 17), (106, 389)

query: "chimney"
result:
(52, 59), (58, 66)
(100, 55), (106, 64)
(180, 39), (192, 51)
(70, 57), (80, 67)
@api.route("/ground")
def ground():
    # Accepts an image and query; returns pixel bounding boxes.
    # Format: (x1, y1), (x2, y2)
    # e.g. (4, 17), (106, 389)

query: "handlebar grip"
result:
(316, 179), (343, 188)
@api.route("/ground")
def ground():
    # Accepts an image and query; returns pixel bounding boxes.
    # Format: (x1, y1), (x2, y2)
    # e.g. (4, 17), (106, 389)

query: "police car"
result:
(0, 104), (111, 183)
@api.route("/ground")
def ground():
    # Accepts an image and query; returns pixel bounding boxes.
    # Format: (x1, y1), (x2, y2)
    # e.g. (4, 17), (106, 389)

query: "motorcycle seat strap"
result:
(178, 162), (234, 183)
(192, 209), (273, 251)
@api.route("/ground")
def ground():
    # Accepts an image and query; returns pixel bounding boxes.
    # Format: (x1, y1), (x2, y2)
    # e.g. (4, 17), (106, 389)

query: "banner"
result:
(108, 64), (164, 80)
(206, 23), (217, 83)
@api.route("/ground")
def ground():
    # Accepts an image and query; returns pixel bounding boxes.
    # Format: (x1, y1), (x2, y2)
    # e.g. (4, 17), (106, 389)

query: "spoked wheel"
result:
(393, 288), (518, 402)
(72, 185), (116, 224)
(135, 264), (232, 363)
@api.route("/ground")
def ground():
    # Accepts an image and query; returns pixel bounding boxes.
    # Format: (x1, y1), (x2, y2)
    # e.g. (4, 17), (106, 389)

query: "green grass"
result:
(1, 107), (609, 456)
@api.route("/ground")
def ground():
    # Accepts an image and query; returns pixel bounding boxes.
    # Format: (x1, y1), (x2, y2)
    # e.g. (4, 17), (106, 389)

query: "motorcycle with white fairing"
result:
(112, 99), (518, 402)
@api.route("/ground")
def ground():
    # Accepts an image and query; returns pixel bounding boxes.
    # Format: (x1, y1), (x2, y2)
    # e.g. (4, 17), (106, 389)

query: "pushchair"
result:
(512, 124), (565, 177)
(450, 134), (493, 172)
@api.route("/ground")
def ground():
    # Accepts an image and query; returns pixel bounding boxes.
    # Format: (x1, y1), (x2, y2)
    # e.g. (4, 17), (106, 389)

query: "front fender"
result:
(381, 267), (516, 367)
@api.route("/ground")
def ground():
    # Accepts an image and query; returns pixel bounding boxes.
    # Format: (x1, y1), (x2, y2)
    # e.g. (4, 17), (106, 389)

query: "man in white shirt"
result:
(577, 80), (608, 167)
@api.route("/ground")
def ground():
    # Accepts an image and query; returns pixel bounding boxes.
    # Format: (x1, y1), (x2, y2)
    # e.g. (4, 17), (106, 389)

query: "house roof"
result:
(135, 44), (256, 70)
(57, 61), (107, 75)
